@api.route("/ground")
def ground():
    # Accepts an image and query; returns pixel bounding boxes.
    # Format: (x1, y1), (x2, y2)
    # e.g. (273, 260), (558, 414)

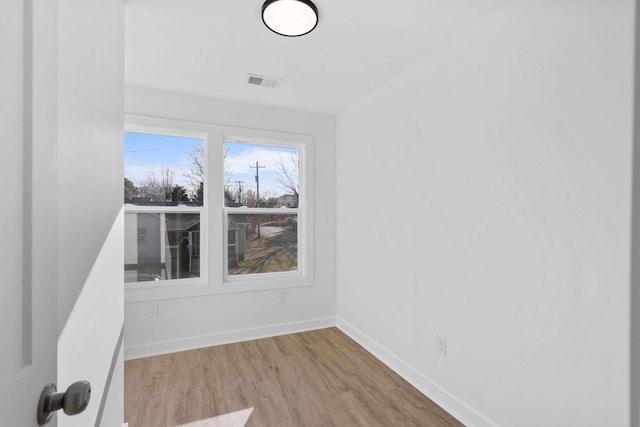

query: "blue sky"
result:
(224, 141), (298, 198)
(124, 132), (198, 190)
(124, 132), (298, 197)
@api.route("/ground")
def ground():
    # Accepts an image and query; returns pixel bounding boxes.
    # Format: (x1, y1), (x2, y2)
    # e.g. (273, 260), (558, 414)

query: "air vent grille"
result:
(247, 74), (282, 89)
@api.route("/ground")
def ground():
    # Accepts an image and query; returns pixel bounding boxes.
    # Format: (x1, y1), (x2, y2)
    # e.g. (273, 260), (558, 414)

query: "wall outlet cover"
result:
(278, 290), (287, 304)
(436, 336), (447, 356)
(149, 303), (159, 318)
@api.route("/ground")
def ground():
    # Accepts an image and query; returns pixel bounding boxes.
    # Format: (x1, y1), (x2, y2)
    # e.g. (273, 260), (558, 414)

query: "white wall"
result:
(123, 87), (337, 358)
(57, 0), (124, 425)
(336, 1), (634, 426)
(632, 3), (640, 425)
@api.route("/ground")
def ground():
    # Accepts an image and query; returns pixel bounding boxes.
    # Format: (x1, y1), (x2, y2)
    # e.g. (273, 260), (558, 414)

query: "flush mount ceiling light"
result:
(262, 0), (319, 37)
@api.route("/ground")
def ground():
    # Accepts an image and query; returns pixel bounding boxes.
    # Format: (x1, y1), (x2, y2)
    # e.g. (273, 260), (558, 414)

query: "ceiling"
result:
(125, 0), (502, 115)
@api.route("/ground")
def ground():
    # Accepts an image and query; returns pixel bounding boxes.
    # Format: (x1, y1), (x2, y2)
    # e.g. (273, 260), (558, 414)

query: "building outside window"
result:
(124, 131), (204, 284)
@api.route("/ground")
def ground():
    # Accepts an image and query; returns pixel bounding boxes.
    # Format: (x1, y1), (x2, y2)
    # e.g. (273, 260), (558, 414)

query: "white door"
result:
(0, 0), (60, 425)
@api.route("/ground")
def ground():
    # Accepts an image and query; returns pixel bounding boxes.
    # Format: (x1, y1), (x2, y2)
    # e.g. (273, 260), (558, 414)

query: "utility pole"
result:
(249, 161), (265, 237)
(234, 180), (244, 204)
(250, 161), (265, 207)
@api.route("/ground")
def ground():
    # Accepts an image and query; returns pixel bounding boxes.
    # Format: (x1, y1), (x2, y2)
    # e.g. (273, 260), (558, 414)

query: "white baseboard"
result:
(124, 317), (336, 360)
(336, 317), (496, 427)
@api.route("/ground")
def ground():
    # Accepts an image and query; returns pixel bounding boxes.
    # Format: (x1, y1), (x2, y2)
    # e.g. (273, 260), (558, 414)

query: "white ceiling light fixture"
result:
(262, 0), (319, 37)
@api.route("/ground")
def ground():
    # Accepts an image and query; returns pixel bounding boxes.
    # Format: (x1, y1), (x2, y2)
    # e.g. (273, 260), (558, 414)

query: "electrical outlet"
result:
(149, 303), (159, 318)
(278, 290), (287, 304)
(436, 336), (447, 356)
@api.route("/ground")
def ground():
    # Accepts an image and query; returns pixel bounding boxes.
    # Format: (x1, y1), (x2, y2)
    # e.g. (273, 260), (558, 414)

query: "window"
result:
(137, 227), (147, 244)
(124, 117), (313, 300)
(124, 130), (205, 284)
(223, 141), (302, 279)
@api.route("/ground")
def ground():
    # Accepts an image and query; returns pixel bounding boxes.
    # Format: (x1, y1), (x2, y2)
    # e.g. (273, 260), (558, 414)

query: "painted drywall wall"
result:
(123, 87), (337, 358)
(336, 1), (634, 426)
(630, 4), (640, 426)
(57, 0), (124, 425)
(57, 0), (124, 328)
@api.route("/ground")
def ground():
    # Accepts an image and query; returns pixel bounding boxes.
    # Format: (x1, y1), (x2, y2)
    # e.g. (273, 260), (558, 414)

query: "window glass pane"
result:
(228, 213), (297, 275)
(125, 212), (201, 282)
(125, 132), (204, 206)
(224, 142), (298, 208)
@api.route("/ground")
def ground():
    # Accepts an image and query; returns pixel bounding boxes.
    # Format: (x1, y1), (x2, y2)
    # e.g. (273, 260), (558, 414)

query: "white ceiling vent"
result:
(247, 74), (282, 89)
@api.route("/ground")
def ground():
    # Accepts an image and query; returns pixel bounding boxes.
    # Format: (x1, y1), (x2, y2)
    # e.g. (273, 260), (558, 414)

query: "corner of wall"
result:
(336, 317), (496, 427)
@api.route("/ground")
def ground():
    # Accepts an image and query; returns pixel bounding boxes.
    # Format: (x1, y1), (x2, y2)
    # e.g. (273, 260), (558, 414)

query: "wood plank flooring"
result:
(125, 327), (463, 427)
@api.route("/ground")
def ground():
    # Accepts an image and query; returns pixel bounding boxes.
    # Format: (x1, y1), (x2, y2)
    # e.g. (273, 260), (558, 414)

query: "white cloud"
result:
(225, 147), (291, 175)
(125, 144), (298, 198)
(224, 146), (298, 196)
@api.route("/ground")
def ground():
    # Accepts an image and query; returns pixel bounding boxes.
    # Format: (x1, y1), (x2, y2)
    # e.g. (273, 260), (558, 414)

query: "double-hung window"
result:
(223, 140), (305, 281)
(124, 129), (206, 286)
(123, 117), (313, 299)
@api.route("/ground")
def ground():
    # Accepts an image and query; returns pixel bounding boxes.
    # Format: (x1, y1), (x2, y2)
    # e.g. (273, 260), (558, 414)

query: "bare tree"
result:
(183, 145), (204, 197)
(158, 164), (176, 199)
(183, 145), (230, 201)
(274, 152), (299, 203)
(142, 164), (176, 200)
(241, 188), (257, 208)
(141, 172), (160, 199)
(259, 189), (278, 208)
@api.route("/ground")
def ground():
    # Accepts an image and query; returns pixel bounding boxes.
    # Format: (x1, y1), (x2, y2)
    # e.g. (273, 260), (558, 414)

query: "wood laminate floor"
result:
(124, 327), (463, 427)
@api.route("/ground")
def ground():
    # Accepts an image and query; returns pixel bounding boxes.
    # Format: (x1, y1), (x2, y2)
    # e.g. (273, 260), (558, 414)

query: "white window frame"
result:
(124, 206), (205, 289)
(223, 136), (307, 284)
(124, 114), (314, 303)
(224, 208), (303, 282)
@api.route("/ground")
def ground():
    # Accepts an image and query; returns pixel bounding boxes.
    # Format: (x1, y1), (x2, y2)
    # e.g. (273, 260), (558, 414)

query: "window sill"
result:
(124, 275), (313, 303)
